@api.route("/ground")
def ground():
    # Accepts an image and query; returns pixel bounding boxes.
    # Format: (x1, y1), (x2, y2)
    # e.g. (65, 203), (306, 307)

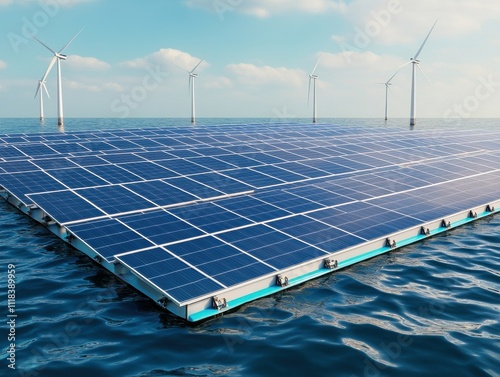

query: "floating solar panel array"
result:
(1, 123), (500, 321)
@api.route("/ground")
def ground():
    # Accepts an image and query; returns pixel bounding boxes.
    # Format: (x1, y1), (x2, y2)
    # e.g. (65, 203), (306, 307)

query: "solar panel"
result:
(1, 123), (500, 321)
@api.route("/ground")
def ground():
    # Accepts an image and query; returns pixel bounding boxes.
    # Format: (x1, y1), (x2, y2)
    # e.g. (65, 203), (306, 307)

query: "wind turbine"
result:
(32, 29), (83, 127)
(308, 54), (322, 123)
(383, 70), (399, 121)
(35, 78), (50, 124)
(188, 58), (204, 124)
(405, 20), (438, 127)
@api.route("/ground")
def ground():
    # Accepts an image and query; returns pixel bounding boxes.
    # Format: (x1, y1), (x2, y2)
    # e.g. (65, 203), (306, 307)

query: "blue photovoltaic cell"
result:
(28, 190), (106, 224)
(118, 210), (204, 245)
(118, 161), (179, 180)
(189, 172), (253, 194)
(285, 186), (353, 207)
(241, 152), (284, 165)
(0, 160), (38, 173)
(124, 180), (196, 207)
(156, 272), (224, 303)
(217, 224), (327, 269)
(67, 218), (155, 261)
(165, 236), (275, 287)
(218, 154), (263, 168)
(275, 162), (328, 178)
(0, 145), (28, 159)
(191, 147), (226, 156)
(105, 139), (143, 150)
(329, 156), (373, 171)
(156, 158), (210, 175)
(77, 141), (117, 152)
(254, 189), (323, 213)
(268, 215), (365, 253)
(15, 144), (59, 157)
(86, 164), (143, 184)
(47, 167), (109, 188)
(69, 156), (109, 167)
(0, 171), (67, 204)
(169, 202), (252, 234)
(252, 165), (307, 183)
(222, 168), (283, 188)
(33, 158), (78, 170)
(216, 195), (290, 222)
(165, 176), (223, 199)
(188, 156), (236, 171)
(99, 153), (146, 164)
(163, 149), (200, 158)
(300, 159), (352, 175)
(76, 185), (154, 214)
(1, 136), (27, 143)
(132, 151), (174, 161)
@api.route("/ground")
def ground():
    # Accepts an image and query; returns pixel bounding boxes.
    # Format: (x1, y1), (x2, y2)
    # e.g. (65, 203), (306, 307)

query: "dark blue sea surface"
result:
(0, 118), (499, 377)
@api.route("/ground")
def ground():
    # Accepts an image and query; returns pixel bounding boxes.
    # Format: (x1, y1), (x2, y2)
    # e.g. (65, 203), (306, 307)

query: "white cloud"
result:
(227, 63), (305, 87)
(332, 0), (500, 47)
(184, 0), (347, 18)
(0, 60), (7, 70)
(203, 76), (233, 89)
(67, 55), (110, 71)
(121, 48), (207, 73)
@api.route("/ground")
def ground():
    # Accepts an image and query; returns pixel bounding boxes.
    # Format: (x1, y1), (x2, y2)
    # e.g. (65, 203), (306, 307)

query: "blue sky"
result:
(1, 0), (500, 120)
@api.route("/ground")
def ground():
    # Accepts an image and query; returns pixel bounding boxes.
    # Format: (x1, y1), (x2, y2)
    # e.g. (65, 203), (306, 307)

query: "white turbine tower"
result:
(32, 29), (83, 127)
(308, 54), (322, 123)
(383, 70), (399, 121)
(35, 78), (50, 124)
(188, 58), (204, 124)
(406, 20), (438, 127)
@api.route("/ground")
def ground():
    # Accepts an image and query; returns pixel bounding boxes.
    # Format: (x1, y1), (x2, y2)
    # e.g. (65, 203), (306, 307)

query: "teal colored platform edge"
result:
(188, 210), (495, 322)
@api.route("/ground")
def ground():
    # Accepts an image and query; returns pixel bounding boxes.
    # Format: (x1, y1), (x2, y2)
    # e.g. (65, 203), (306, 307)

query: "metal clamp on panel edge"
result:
(468, 210), (478, 219)
(385, 238), (397, 249)
(276, 274), (289, 287)
(324, 258), (338, 270)
(420, 226), (430, 236)
(212, 296), (227, 311)
(441, 219), (451, 228)
(157, 296), (169, 308)
(486, 205), (495, 213)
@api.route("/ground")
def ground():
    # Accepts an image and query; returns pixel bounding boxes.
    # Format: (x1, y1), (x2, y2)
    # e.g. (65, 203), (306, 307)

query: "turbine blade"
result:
(413, 19), (438, 60)
(311, 53), (323, 75)
(397, 61), (413, 70)
(41, 56), (57, 82)
(42, 82), (50, 99)
(417, 64), (434, 88)
(190, 58), (204, 74)
(32, 35), (56, 54)
(59, 28), (84, 53)
(386, 69), (400, 84)
(34, 82), (42, 99)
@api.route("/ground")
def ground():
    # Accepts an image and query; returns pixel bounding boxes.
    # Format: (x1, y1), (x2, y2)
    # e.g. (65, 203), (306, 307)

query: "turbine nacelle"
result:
(56, 53), (68, 60)
(309, 74), (319, 79)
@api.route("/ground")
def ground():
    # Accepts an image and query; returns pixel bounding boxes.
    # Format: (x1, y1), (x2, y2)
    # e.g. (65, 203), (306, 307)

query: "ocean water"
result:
(0, 118), (499, 377)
